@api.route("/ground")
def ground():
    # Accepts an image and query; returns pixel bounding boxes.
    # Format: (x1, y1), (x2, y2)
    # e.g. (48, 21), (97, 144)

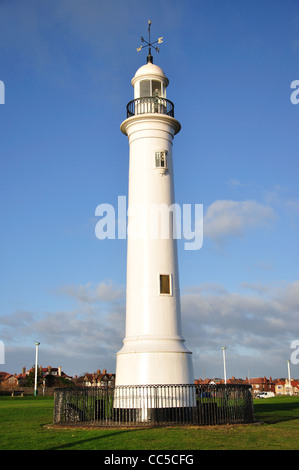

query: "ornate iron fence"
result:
(53, 384), (254, 427)
(126, 97), (175, 118)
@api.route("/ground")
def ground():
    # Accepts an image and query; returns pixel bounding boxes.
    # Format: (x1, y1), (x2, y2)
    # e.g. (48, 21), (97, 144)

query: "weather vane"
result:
(137, 20), (163, 63)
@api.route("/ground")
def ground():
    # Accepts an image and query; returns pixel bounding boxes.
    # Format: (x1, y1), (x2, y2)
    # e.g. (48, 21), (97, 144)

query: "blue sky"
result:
(0, 0), (299, 380)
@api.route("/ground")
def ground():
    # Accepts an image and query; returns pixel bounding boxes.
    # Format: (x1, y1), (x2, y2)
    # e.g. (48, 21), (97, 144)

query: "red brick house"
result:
(248, 377), (275, 395)
(275, 379), (299, 396)
(0, 372), (22, 388)
(83, 369), (115, 387)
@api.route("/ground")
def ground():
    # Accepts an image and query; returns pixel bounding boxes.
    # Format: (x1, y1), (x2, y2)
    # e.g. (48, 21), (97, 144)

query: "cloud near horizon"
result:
(1, 279), (298, 378)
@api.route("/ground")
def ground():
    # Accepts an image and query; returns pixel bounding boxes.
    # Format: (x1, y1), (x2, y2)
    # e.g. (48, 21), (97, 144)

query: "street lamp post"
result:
(287, 360), (292, 396)
(222, 347), (227, 385)
(34, 342), (40, 396)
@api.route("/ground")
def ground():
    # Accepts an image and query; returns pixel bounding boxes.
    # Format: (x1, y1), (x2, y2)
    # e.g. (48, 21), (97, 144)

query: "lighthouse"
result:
(114, 23), (194, 417)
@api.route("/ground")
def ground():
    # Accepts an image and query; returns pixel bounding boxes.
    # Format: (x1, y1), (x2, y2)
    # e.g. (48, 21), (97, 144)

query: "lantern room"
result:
(131, 62), (169, 99)
(126, 62), (175, 118)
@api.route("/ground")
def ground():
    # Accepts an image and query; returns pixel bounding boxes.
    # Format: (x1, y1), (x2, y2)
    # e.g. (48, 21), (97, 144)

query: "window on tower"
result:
(140, 80), (163, 97)
(155, 150), (167, 169)
(159, 274), (171, 295)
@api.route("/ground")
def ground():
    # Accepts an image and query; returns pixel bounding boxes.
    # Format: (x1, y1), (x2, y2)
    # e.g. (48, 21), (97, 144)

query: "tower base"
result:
(114, 346), (195, 421)
(115, 344), (194, 386)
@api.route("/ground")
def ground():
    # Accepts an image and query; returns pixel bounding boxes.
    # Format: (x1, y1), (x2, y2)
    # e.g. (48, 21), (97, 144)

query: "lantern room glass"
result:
(139, 80), (164, 98)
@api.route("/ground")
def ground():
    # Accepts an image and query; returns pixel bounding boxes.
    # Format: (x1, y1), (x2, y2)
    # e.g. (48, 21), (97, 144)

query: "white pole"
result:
(287, 360), (292, 396)
(222, 347), (227, 385)
(34, 342), (40, 396)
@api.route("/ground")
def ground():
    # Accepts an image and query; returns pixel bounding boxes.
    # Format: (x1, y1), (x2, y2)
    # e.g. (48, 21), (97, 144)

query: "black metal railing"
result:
(53, 383), (254, 427)
(126, 97), (175, 118)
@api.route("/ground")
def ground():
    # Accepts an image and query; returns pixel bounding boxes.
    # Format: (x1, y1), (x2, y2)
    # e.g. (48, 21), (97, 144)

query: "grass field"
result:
(0, 395), (298, 450)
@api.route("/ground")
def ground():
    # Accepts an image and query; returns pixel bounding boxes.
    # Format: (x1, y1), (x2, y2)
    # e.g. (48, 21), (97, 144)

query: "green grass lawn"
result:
(0, 395), (298, 450)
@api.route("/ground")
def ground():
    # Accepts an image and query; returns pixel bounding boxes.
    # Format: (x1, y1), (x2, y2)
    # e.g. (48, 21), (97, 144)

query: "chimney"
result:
(22, 367), (26, 375)
(58, 366), (61, 376)
(103, 369), (107, 374)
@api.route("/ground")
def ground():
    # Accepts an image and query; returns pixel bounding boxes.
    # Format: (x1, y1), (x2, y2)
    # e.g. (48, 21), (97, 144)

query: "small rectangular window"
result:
(160, 274), (171, 295)
(155, 151), (167, 169)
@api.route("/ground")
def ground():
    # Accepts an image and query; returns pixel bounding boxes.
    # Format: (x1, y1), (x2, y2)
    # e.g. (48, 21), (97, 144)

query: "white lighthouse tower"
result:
(115, 23), (194, 417)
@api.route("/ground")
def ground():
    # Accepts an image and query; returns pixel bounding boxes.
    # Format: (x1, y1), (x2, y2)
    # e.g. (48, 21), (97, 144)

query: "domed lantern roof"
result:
(132, 62), (169, 88)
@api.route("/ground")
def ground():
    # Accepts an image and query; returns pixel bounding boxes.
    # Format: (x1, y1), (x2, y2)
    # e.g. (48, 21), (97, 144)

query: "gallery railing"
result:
(126, 97), (175, 118)
(53, 383), (254, 427)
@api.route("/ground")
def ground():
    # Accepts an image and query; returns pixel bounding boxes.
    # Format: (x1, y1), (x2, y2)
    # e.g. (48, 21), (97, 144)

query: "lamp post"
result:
(287, 360), (292, 396)
(222, 347), (227, 385)
(34, 342), (40, 396)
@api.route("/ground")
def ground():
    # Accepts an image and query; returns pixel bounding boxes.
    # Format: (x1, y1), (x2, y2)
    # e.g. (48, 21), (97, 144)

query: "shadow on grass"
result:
(46, 428), (146, 450)
(254, 399), (299, 424)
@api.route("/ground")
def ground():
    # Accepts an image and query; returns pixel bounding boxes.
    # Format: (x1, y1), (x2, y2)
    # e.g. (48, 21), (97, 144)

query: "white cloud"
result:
(56, 280), (125, 304)
(0, 280), (126, 375)
(2, 278), (299, 379)
(203, 199), (276, 244)
(264, 185), (299, 217)
(181, 280), (299, 378)
(226, 178), (248, 188)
